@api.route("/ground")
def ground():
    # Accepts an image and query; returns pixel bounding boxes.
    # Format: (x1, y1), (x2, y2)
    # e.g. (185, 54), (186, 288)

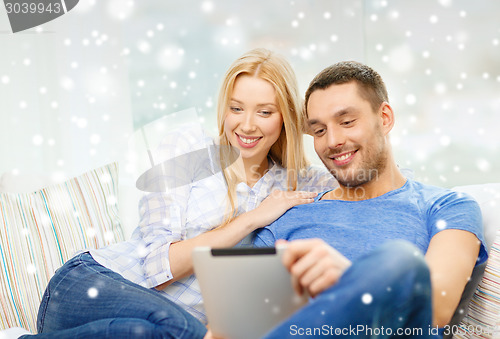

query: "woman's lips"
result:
(236, 133), (262, 148)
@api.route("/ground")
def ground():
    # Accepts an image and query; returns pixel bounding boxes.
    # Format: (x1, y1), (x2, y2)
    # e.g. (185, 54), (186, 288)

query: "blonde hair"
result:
(217, 48), (308, 222)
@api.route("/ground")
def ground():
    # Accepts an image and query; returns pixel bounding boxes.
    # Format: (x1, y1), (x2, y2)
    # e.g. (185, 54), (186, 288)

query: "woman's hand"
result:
(279, 239), (351, 298)
(247, 190), (317, 229)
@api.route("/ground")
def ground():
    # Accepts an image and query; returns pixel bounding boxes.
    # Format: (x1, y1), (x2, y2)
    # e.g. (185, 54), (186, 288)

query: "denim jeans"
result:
(24, 240), (434, 339)
(24, 252), (207, 339)
(263, 240), (435, 338)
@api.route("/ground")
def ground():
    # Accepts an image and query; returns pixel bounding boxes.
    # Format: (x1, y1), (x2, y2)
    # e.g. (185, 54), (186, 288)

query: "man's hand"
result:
(204, 328), (225, 339)
(279, 239), (351, 298)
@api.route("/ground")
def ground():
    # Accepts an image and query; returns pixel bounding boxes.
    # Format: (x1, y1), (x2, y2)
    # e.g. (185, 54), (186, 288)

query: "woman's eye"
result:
(259, 111), (272, 117)
(230, 107), (242, 113)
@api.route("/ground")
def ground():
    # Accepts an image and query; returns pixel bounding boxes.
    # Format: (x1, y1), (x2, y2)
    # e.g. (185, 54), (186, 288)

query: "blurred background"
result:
(1, 0), (499, 189)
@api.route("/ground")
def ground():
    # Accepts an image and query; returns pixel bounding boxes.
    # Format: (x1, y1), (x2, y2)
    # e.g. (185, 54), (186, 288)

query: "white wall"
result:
(1, 0), (499, 203)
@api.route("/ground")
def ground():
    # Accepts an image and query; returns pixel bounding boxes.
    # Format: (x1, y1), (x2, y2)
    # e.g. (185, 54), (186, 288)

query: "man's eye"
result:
(314, 129), (326, 136)
(341, 120), (355, 126)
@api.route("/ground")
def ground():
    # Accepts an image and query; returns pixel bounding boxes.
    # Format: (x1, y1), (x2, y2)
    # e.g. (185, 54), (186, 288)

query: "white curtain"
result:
(1, 0), (499, 189)
(0, 1), (134, 181)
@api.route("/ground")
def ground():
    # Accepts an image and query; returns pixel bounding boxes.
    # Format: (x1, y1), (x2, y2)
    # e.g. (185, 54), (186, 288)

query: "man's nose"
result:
(326, 128), (345, 149)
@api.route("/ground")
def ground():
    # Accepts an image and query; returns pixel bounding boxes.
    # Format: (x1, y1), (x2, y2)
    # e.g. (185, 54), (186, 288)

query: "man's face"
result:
(307, 82), (388, 188)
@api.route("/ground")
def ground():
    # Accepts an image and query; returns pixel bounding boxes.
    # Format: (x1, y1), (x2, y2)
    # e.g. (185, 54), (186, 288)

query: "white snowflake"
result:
(361, 293), (373, 304)
(436, 219), (447, 230)
(87, 287), (99, 298)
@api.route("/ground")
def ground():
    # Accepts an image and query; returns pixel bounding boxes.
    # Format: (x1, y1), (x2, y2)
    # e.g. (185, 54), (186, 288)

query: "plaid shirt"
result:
(90, 125), (337, 323)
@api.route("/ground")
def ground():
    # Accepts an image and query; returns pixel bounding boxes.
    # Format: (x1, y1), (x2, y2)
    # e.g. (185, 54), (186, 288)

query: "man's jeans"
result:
(27, 252), (207, 338)
(263, 240), (435, 338)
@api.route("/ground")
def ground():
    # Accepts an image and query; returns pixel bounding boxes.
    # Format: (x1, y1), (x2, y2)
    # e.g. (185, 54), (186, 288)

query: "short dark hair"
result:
(304, 61), (389, 115)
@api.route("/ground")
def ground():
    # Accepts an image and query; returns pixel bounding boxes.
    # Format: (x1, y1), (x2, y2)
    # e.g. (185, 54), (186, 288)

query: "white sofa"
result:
(0, 163), (499, 338)
(0, 162), (140, 337)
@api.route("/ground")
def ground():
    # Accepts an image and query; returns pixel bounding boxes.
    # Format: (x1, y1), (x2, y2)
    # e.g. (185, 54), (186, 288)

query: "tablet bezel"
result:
(192, 245), (308, 339)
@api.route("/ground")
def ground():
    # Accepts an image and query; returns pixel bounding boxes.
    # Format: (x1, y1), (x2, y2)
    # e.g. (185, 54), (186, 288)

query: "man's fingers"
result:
(282, 239), (351, 298)
(298, 256), (332, 287)
(282, 239), (321, 270)
(301, 258), (344, 297)
(290, 248), (320, 279)
(287, 239), (330, 274)
(307, 268), (342, 297)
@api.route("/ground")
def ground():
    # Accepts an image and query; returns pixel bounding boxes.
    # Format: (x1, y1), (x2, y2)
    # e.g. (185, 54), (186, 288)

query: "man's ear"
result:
(379, 102), (395, 135)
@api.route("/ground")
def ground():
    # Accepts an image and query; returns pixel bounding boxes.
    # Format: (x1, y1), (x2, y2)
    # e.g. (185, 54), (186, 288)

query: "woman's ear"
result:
(379, 102), (395, 135)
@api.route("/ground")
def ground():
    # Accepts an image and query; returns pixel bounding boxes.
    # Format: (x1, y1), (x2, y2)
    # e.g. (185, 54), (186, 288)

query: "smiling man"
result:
(306, 71), (401, 200)
(252, 61), (487, 338)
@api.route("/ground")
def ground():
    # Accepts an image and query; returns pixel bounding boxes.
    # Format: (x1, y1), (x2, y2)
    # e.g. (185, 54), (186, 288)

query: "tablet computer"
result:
(192, 246), (308, 339)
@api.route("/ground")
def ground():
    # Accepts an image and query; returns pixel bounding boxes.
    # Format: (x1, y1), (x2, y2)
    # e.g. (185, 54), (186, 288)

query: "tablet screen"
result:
(193, 246), (308, 339)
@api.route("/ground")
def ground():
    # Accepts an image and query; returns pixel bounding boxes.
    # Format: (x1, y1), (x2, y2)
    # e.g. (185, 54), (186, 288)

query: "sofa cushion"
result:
(0, 163), (125, 332)
(449, 183), (500, 338)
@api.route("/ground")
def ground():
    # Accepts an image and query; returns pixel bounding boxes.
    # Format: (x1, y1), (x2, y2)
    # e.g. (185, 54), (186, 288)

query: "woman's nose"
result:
(240, 112), (257, 133)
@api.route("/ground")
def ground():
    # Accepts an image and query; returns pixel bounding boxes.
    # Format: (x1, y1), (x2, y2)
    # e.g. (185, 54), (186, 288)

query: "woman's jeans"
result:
(29, 252), (207, 339)
(26, 240), (433, 338)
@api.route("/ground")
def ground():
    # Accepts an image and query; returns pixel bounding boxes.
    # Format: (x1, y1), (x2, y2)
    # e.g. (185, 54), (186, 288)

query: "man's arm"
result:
(425, 229), (480, 327)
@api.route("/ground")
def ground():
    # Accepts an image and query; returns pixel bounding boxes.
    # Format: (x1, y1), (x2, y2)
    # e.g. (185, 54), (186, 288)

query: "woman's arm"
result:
(156, 190), (317, 289)
(139, 127), (321, 290)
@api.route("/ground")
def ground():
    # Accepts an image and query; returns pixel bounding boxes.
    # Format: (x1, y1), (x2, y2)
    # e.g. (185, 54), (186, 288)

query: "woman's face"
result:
(224, 75), (284, 168)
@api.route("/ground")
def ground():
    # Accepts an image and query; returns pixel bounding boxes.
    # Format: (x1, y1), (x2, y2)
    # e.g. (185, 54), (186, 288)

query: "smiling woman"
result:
(223, 75), (284, 185)
(215, 48), (319, 221)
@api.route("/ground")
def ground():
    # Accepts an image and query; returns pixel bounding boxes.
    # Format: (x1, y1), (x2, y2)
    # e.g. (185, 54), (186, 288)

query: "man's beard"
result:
(322, 135), (388, 188)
